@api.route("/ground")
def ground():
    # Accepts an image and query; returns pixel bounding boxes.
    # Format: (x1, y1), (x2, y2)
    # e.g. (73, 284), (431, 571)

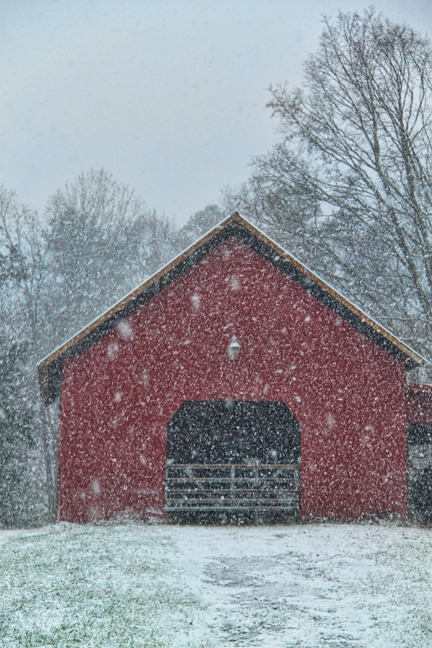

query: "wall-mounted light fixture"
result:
(228, 335), (241, 361)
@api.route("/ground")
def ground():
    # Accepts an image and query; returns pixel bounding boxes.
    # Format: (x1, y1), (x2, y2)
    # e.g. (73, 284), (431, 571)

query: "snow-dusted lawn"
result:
(1, 522), (432, 647)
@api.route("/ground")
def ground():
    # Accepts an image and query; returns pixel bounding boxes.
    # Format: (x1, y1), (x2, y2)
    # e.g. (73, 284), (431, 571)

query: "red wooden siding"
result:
(59, 236), (407, 522)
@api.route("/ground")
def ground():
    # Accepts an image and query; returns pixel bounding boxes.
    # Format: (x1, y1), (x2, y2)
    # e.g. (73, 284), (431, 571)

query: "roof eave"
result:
(37, 212), (427, 403)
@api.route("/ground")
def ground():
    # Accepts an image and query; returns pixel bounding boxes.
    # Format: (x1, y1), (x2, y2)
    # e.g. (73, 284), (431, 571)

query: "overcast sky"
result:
(1, 0), (432, 225)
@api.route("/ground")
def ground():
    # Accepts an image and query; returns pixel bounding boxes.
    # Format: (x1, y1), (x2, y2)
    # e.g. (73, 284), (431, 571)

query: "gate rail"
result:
(164, 463), (300, 513)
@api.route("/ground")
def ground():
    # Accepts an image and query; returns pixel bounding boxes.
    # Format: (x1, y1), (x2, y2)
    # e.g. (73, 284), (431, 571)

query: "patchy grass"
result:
(1, 522), (432, 647)
(0, 522), (210, 648)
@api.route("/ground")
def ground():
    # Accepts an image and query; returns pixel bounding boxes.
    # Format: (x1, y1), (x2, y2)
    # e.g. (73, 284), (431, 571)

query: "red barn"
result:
(38, 213), (427, 523)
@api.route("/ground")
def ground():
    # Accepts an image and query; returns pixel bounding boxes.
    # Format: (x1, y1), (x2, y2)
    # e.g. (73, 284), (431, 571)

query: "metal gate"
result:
(164, 401), (301, 519)
(164, 463), (300, 514)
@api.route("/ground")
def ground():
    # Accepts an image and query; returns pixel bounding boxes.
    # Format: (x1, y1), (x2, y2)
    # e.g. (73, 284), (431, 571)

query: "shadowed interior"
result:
(166, 400), (301, 465)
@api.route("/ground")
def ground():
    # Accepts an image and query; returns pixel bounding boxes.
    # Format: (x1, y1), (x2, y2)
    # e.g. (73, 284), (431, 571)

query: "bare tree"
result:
(45, 169), (177, 348)
(246, 9), (432, 357)
(176, 204), (226, 251)
(228, 148), (323, 268)
(0, 188), (49, 526)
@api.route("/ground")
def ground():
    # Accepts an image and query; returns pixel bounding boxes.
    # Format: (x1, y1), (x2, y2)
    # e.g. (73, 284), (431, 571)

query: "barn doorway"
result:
(408, 423), (432, 523)
(164, 400), (301, 522)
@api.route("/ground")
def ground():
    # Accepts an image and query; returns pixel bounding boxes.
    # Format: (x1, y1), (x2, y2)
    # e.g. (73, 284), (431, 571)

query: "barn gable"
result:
(38, 212), (424, 405)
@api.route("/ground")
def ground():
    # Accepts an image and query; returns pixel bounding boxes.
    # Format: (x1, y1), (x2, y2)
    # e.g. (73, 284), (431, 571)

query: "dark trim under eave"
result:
(41, 220), (416, 404)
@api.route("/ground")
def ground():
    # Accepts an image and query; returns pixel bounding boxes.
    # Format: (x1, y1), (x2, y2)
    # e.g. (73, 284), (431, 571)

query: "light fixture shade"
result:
(228, 335), (241, 361)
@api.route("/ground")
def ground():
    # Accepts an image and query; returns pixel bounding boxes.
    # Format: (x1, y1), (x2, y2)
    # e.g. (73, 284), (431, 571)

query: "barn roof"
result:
(407, 383), (432, 396)
(38, 212), (426, 404)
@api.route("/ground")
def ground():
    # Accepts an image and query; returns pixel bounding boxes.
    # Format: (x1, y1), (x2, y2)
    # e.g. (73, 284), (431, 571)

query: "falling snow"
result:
(1, 522), (432, 647)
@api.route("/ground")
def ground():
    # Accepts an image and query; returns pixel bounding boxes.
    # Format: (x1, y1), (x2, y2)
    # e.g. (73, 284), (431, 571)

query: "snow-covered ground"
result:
(1, 522), (432, 647)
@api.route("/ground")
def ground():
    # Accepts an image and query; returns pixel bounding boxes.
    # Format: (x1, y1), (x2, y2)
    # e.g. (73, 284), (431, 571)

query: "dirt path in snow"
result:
(173, 523), (432, 648)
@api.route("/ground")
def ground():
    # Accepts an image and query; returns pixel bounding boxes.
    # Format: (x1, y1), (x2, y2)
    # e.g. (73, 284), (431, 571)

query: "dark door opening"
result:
(164, 400), (301, 521)
(166, 400), (300, 465)
(408, 423), (432, 523)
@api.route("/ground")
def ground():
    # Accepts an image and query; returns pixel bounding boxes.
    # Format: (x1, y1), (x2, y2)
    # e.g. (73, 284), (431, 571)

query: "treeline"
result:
(2, 8), (432, 526)
(0, 172), (229, 526)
